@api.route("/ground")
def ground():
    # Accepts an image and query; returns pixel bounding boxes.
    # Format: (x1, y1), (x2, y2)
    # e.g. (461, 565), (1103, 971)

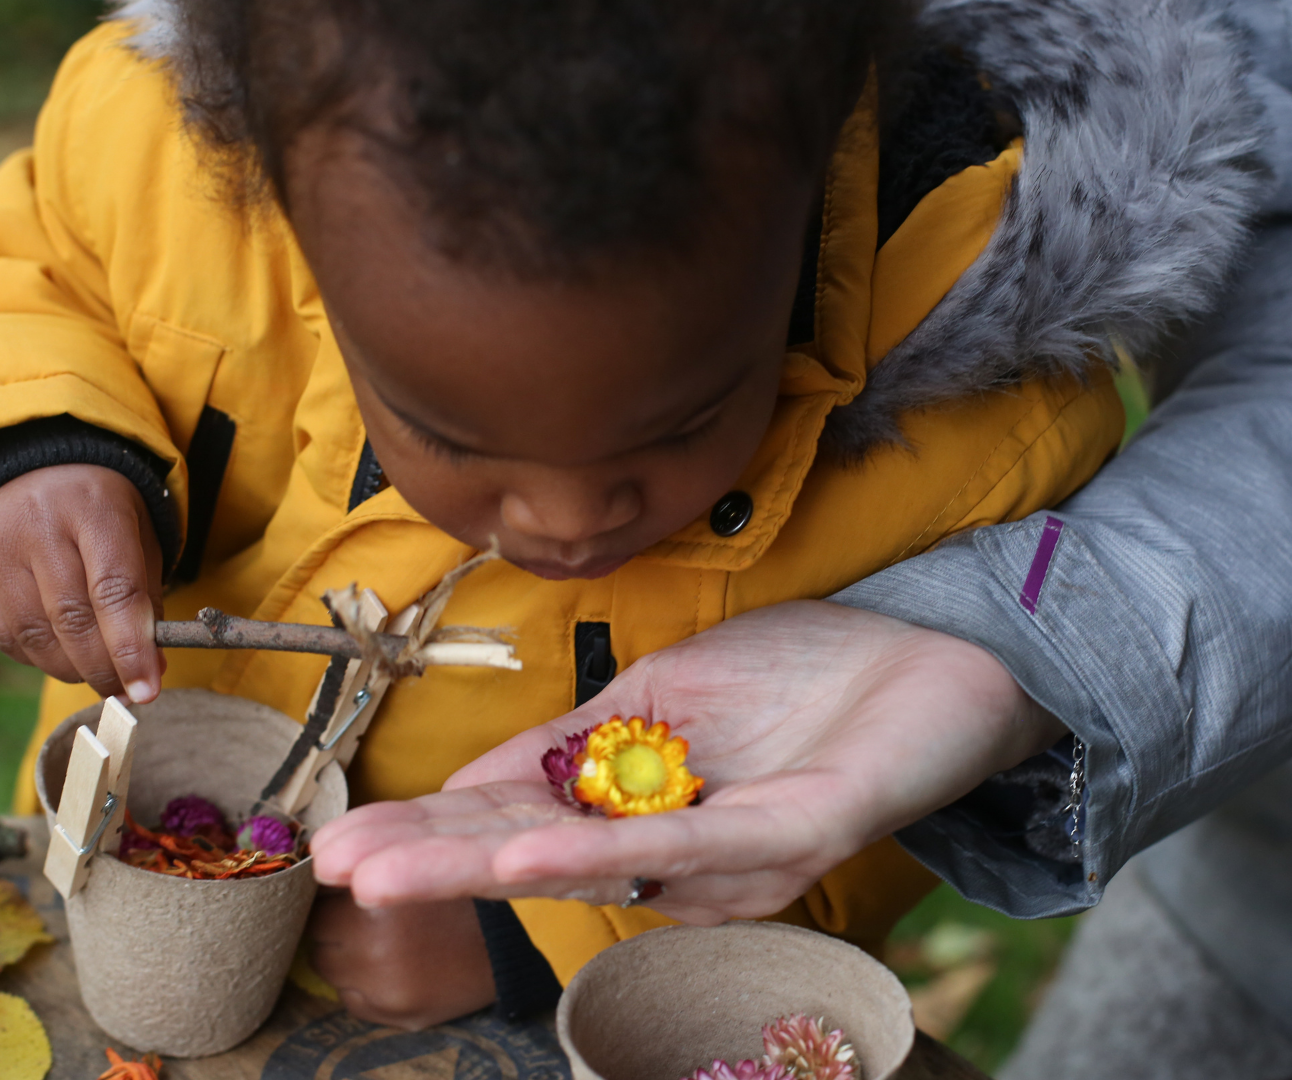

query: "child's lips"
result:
(513, 555), (632, 580)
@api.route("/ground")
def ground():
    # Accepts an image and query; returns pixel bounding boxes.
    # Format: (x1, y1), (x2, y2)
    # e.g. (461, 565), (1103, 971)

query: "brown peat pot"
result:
(37, 689), (347, 1057)
(557, 923), (915, 1080)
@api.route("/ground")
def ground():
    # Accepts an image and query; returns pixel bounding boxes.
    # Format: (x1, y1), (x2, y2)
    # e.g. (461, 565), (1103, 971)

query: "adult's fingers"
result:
(344, 822), (818, 921)
(311, 783), (578, 887)
(344, 827), (635, 908)
(75, 494), (163, 703)
(311, 784), (561, 858)
(490, 778), (852, 885)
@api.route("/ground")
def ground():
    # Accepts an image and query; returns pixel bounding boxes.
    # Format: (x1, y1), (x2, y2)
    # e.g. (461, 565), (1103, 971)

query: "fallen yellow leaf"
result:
(0, 992), (52, 1080)
(0, 880), (54, 971)
(287, 937), (339, 1002)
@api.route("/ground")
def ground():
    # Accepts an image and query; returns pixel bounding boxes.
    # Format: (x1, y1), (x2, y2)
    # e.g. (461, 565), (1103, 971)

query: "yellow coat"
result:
(6, 22), (1122, 980)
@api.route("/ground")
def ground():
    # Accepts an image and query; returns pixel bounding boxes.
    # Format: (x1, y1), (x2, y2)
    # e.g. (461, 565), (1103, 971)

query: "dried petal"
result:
(684, 1061), (791, 1080)
(762, 1015), (855, 1080)
(542, 728), (592, 809)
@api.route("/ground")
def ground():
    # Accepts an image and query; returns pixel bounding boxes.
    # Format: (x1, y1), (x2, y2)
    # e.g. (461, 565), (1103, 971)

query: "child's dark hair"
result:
(169, 0), (913, 272)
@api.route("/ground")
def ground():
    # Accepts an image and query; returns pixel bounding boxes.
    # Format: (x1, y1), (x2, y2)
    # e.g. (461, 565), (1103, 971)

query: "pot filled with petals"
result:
(36, 689), (347, 1057)
(557, 923), (914, 1080)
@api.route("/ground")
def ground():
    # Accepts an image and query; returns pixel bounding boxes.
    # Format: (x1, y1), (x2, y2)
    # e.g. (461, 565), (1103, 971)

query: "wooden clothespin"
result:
(44, 698), (138, 899)
(273, 590), (410, 815)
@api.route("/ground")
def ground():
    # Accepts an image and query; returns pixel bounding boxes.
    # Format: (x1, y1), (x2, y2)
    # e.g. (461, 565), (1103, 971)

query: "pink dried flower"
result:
(160, 796), (228, 837)
(236, 816), (295, 857)
(762, 1015), (855, 1080)
(684, 1061), (792, 1080)
(541, 728), (592, 809)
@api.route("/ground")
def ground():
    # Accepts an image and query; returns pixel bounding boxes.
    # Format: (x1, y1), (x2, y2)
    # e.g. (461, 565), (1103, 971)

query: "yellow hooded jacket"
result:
(5, 23), (1122, 980)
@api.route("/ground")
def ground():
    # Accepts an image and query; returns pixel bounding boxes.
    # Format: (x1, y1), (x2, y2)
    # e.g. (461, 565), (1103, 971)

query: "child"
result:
(1, 0), (1258, 1030)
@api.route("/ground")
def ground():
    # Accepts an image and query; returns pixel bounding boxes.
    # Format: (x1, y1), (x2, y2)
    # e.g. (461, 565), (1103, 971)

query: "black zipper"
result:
(172, 405), (237, 583)
(574, 622), (617, 707)
(348, 438), (385, 511)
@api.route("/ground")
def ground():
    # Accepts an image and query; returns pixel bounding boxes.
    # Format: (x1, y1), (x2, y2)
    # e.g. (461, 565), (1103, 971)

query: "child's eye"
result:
(402, 418), (479, 465)
(660, 410), (722, 454)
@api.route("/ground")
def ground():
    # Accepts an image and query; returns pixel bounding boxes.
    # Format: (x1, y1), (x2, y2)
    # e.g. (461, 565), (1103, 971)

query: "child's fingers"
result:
(0, 560), (85, 684)
(75, 496), (163, 703)
(29, 530), (132, 698)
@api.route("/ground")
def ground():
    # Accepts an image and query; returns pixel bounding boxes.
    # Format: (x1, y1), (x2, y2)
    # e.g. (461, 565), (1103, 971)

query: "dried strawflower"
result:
(685, 1061), (791, 1080)
(97, 1047), (163, 1080)
(573, 716), (703, 818)
(541, 728), (591, 809)
(762, 1015), (855, 1080)
(236, 816), (295, 857)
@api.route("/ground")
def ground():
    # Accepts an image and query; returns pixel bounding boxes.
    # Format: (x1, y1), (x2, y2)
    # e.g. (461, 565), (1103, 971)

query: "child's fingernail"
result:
(126, 680), (154, 703)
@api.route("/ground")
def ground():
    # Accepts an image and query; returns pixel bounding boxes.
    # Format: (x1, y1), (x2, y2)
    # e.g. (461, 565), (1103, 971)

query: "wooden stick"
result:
(156, 609), (395, 660)
(155, 608), (519, 669)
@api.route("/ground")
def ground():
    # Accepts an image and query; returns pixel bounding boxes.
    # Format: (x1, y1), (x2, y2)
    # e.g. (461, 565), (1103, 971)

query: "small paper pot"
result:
(557, 923), (915, 1080)
(36, 688), (347, 1057)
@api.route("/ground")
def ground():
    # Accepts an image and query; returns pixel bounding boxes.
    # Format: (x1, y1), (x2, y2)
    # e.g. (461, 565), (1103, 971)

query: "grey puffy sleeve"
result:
(831, 3), (1292, 917)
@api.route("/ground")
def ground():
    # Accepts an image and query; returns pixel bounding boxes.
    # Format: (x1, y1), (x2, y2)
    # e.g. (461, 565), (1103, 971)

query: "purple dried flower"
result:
(684, 1061), (791, 1080)
(236, 816), (296, 857)
(160, 796), (228, 837)
(116, 828), (160, 859)
(541, 728), (592, 809)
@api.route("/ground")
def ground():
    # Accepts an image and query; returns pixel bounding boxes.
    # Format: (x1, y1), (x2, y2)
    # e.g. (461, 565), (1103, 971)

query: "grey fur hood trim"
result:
(825, 0), (1271, 456)
(111, 0), (179, 60)
(113, 0), (1269, 458)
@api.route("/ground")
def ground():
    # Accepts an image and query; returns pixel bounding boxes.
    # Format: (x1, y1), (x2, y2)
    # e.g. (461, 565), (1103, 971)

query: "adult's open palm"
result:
(311, 601), (1062, 924)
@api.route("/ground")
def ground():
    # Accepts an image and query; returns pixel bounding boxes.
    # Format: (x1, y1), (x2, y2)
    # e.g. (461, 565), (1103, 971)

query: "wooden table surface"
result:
(1, 816), (987, 1080)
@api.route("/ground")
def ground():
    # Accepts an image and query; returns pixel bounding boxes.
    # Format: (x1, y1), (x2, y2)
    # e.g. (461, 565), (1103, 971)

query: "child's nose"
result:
(500, 478), (641, 543)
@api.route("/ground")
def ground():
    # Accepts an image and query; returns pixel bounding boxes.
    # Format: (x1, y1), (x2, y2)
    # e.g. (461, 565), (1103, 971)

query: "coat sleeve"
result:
(832, 217), (1292, 918)
(0, 27), (188, 550)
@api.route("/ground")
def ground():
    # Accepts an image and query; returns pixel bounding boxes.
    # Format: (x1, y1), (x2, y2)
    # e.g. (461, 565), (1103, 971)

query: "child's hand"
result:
(0, 465), (165, 702)
(308, 889), (496, 1030)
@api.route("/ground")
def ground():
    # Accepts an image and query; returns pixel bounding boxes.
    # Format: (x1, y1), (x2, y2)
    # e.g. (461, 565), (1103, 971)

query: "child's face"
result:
(288, 134), (811, 579)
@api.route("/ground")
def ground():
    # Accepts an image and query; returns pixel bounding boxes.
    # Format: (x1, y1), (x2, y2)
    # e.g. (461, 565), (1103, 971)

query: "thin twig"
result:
(155, 609), (519, 670)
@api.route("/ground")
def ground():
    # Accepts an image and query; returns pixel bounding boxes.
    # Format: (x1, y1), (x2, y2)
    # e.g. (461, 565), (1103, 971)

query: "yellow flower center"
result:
(611, 744), (669, 796)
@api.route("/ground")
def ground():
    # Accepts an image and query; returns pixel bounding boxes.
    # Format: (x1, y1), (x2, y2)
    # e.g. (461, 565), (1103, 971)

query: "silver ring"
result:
(622, 877), (665, 908)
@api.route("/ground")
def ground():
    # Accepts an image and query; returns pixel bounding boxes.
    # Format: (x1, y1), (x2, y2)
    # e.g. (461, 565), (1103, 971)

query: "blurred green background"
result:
(0, 1), (102, 803)
(0, 3), (1154, 1074)
(0, 0), (104, 151)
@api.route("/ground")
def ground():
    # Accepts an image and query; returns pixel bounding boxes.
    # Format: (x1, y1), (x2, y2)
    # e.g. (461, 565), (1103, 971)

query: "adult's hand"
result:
(311, 600), (1066, 924)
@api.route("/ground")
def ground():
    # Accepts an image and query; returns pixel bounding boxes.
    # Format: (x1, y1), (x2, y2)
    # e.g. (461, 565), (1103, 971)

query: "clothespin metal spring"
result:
(54, 792), (120, 858)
